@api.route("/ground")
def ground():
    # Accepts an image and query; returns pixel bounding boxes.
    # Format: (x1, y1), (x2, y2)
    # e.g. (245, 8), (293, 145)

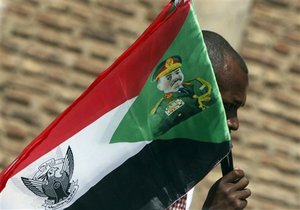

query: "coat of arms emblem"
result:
(21, 146), (78, 209)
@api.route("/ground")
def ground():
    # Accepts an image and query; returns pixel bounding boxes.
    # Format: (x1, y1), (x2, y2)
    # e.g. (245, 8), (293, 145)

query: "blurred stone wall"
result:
(0, 0), (167, 167)
(0, 0), (299, 209)
(194, 0), (253, 49)
(236, 0), (299, 208)
(191, 0), (300, 209)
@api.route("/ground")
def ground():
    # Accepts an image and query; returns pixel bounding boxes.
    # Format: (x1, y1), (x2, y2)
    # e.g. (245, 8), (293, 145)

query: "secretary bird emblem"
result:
(21, 146), (79, 209)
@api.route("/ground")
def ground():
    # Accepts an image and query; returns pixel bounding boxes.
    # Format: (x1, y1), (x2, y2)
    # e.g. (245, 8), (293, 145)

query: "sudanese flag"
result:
(0, 1), (230, 209)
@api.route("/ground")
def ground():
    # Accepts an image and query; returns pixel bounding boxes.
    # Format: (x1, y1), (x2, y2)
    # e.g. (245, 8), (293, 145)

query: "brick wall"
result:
(239, 0), (299, 208)
(0, 0), (299, 209)
(0, 0), (167, 168)
(192, 0), (300, 209)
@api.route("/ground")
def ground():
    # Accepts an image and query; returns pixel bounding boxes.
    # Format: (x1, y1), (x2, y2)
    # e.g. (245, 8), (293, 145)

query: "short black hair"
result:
(202, 30), (248, 75)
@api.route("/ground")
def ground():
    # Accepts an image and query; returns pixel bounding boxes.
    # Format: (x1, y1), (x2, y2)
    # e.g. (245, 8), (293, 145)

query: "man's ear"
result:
(157, 80), (163, 91)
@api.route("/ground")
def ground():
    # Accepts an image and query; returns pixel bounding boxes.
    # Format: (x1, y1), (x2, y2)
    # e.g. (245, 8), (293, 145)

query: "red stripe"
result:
(0, 1), (190, 192)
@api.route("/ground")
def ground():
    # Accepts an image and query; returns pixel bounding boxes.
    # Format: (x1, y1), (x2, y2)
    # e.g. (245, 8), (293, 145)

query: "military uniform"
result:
(150, 77), (214, 137)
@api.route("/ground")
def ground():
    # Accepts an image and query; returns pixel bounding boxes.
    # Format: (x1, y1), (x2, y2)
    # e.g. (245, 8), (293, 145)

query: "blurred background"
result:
(0, 0), (299, 209)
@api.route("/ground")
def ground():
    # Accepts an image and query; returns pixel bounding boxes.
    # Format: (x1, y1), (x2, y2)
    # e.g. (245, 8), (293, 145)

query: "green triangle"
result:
(110, 8), (230, 144)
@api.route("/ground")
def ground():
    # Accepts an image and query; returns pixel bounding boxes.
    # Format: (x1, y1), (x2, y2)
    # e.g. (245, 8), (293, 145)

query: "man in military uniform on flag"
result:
(150, 55), (215, 137)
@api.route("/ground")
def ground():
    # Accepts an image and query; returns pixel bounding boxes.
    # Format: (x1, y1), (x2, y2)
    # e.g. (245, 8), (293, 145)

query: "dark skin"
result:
(202, 55), (251, 210)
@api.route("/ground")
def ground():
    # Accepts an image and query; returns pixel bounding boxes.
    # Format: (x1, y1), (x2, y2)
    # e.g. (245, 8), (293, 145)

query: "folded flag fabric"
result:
(0, 0), (230, 209)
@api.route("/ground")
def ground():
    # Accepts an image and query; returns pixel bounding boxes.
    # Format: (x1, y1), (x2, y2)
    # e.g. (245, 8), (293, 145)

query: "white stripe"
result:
(0, 97), (152, 209)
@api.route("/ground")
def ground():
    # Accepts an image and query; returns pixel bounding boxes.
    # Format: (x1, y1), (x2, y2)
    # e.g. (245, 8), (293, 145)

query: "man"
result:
(168, 31), (251, 210)
(150, 55), (214, 137)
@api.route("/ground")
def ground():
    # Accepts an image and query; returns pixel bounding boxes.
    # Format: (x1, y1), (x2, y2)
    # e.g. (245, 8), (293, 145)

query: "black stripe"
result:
(67, 139), (229, 210)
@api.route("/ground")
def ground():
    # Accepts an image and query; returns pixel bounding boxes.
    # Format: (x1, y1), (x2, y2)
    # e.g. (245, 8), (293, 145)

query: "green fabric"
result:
(111, 5), (230, 143)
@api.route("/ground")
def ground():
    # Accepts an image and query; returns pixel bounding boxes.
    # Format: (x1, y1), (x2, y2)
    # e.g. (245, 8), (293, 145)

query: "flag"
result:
(0, 0), (230, 209)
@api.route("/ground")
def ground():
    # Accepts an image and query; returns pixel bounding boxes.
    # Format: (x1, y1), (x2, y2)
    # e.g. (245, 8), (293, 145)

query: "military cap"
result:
(152, 55), (182, 81)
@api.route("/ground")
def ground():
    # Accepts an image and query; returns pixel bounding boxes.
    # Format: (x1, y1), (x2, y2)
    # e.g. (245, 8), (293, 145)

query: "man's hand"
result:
(202, 169), (251, 210)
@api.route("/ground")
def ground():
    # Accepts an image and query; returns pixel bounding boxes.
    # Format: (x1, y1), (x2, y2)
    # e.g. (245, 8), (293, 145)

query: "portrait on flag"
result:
(150, 55), (215, 137)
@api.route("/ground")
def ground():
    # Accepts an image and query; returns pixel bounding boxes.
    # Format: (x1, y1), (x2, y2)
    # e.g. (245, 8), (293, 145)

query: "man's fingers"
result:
(230, 191), (250, 210)
(233, 176), (250, 191)
(238, 188), (251, 200)
(236, 199), (248, 209)
(221, 169), (245, 183)
(225, 191), (249, 210)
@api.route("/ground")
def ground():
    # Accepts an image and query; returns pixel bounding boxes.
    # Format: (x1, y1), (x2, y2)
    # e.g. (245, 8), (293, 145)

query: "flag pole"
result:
(173, 0), (180, 6)
(221, 150), (234, 176)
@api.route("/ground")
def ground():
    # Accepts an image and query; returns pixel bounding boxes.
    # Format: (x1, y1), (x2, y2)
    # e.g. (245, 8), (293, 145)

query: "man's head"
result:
(202, 30), (249, 132)
(154, 56), (185, 93)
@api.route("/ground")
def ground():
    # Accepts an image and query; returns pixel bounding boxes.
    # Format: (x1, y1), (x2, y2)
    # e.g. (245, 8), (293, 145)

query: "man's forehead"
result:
(219, 72), (248, 90)
(221, 57), (248, 81)
(218, 59), (248, 100)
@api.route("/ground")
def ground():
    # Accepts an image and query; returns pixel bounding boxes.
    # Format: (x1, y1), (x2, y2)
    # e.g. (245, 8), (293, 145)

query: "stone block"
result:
(252, 179), (300, 208)
(8, 4), (32, 17)
(97, 1), (134, 17)
(242, 48), (278, 68)
(273, 41), (290, 55)
(4, 107), (40, 127)
(42, 101), (64, 117)
(81, 27), (116, 44)
(73, 57), (103, 76)
(263, 68), (283, 87)
(24, 44), (64, 65)
(9, 75), (50, 95)
(5, 124), (26, 140)
(4, 89), (31, 106)
(37, 13), (73, 33)
(289, 63), (300, 74)
(286, 30), (300, 43)
(265, 0), (290, 7)
(69, 2), (92, 21)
